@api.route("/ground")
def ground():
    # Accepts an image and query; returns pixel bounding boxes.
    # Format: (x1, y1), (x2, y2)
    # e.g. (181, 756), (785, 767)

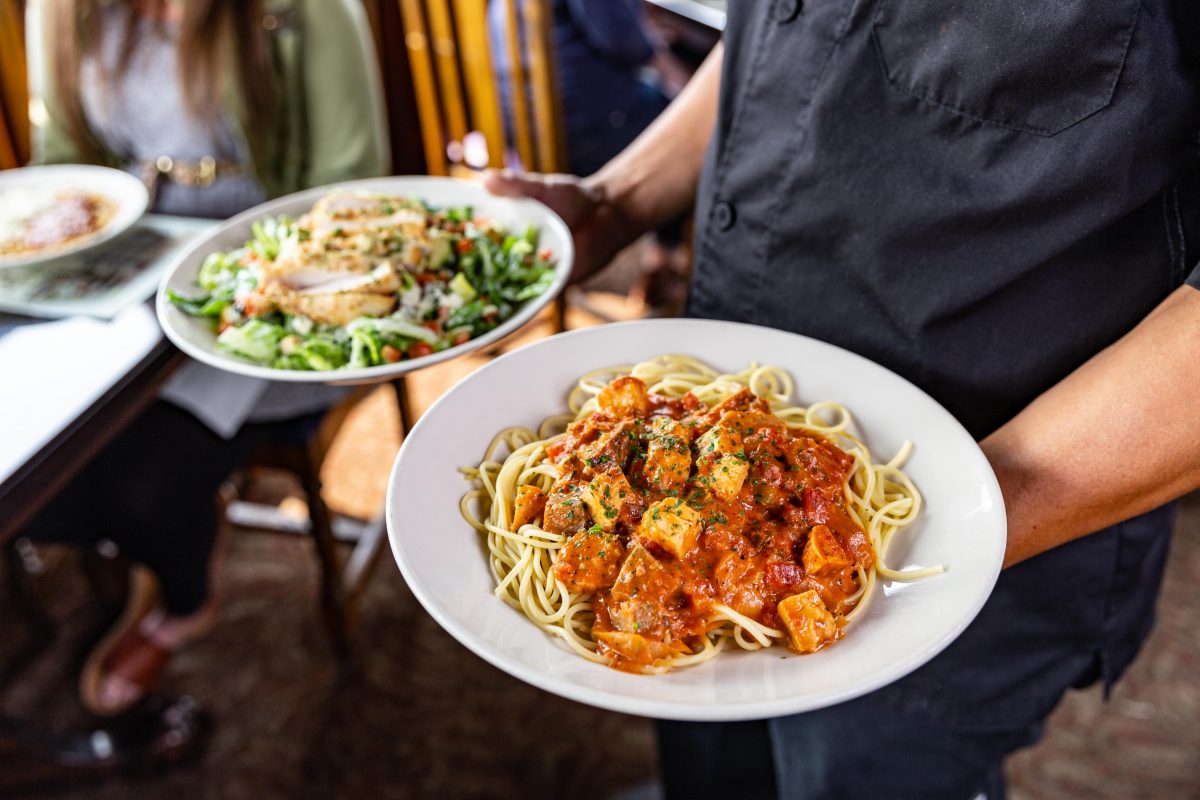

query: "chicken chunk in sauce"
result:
(528, 375), (875, 671)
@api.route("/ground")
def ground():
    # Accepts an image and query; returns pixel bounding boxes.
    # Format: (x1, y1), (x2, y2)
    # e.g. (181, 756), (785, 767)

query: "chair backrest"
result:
(0, 0), (30, 168)
(398, 0), (566, 176)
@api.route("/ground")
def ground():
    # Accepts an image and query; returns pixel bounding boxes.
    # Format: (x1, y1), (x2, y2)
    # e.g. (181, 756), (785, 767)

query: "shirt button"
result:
(712, 201), (736, 231)
(776, 0), (802, 23)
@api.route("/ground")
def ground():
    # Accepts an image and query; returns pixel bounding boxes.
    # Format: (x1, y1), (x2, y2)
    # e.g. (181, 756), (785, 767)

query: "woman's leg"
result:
(20, 400), (322, 711)
(20, 401), (263, 614)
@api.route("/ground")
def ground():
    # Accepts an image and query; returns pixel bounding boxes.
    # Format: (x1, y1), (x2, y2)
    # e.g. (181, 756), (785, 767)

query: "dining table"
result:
(0, 215), (216, 538)
(0, 214), (216, 791)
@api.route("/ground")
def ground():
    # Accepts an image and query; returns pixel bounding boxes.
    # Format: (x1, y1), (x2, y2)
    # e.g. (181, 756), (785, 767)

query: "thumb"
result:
(482, 169), (600, 230)
(482, 168), (549, 202)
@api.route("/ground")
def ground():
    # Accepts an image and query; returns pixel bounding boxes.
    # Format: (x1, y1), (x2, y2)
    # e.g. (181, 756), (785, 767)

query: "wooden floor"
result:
(2, 280), (1199, 798)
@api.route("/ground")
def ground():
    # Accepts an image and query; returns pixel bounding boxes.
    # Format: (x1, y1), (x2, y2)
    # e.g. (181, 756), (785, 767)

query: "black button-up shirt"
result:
(683, 0), (1199, 740)
(688, 0), (1200, 439)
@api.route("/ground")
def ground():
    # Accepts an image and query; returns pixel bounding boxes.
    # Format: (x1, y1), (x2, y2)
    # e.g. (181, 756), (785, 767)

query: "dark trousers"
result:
(19, 400), (317, 616)
(659, 503), (1177, 800)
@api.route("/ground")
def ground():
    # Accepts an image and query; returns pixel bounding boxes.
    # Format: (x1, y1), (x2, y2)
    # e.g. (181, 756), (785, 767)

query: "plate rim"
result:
(0, 164), (149, 269)
(386, 317), (1007, 721)
(154, 175), (574, 385)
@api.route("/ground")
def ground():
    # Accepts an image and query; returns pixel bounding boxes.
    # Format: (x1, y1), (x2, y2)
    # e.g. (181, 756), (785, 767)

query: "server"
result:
(487, 0), (1200, 796)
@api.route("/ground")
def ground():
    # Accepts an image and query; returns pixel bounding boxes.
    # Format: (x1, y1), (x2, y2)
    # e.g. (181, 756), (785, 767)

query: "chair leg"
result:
(552, 295), (567, 333)
(393, 375), (415, 435)
(342, 510), (387, 629)
(297, 460), (350, 658)
(323, 375), (412, 627)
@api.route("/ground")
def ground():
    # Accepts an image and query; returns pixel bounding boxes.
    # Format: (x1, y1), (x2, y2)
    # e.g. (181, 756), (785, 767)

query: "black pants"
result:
(658, 503), (1177, 800)
(19, 401), (317, 616)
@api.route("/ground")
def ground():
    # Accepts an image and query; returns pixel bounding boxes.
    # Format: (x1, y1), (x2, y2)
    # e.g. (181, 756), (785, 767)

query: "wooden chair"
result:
(216, 379), (414, 656)
(398, 0), (566, 175)
(398, 0), (568, 330)
(0, 0), (30, 168)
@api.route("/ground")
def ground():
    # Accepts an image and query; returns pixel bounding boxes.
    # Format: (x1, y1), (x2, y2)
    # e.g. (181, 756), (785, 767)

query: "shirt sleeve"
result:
(564, 0), (655, 67)
(299, 0), (390, 186)
(1187, 262), (1200, 290)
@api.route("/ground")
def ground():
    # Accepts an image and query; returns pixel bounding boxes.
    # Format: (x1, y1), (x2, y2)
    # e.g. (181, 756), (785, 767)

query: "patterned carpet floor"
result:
(4, 494), (1198, 800)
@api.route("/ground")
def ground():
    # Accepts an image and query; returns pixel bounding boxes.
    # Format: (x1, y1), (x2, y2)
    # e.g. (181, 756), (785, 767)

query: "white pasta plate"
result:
(0, 164), (148, 268)
(387, 318), (1006, 721)
(156, 176), (573, 384)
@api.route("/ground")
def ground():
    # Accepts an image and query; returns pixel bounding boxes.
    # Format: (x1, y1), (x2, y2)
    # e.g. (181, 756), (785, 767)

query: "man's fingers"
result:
(483, 170), (602, 233)
(483, 168), (546, 201)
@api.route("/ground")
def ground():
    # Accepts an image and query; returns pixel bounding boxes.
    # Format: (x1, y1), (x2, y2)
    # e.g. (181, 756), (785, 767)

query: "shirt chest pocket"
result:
(870, 0), (1141, 137)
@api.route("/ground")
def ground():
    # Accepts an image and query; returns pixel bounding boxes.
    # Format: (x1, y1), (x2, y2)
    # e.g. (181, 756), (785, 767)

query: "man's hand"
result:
(483, 171), (637, 283)
(982, 284), (1200, 566)
(484, 43), (725, 281)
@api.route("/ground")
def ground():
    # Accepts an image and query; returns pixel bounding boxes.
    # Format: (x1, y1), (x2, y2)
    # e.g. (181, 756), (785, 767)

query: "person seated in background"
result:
(20, 0), (388, 716)
(488, 0), (688, 310)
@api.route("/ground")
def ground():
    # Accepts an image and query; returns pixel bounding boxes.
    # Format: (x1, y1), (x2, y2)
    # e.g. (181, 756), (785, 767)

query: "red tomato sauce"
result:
(540, 379), (876, 671)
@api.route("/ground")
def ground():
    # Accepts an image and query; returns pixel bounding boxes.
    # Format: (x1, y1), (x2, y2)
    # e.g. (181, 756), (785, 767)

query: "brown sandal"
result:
(80, 565), (164, 716)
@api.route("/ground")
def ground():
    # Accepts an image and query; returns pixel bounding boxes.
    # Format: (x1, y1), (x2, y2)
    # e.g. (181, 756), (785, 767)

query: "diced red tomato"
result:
(239, 291), (271, 318)
(803, 487), (846, 525)
(456, 239), (474, 254)
(408, 342), (433, 359)
(780, 503), (807, 528)
(453, 330), (470, 345)
(381, 345), (402, 363)
(538, 248), (553, 261)
(414, 272), (438, 285)
(764, 562), (805, 594)
(801, 487), (861, 542)
(421, 320), (442, 335)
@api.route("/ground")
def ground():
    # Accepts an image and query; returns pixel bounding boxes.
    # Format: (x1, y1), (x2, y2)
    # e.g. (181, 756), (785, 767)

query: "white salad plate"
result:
(0, 164), (149, 268)
(387, 319), (1007, 721)
(156, 176), (573, 384)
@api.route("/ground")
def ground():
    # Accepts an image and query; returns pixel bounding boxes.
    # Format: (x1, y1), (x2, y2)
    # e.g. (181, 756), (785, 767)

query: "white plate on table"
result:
(156, 176), (573, 384)
(0, 165), (149, 269)
(387, 319), (1007, 721)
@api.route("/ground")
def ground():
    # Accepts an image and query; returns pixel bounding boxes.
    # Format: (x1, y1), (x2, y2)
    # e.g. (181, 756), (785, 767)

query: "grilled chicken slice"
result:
(251, 262), (403, 326)
(286, 261), (402, 294)
(264, 241), (375, 282)
(307, 191), (428, 240)
(264, 192), (430, 282)
(267, 290), (397, 326)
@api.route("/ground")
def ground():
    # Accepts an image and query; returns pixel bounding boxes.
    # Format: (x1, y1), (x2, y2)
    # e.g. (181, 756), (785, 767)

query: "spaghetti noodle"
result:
(460, 355), (936, 673)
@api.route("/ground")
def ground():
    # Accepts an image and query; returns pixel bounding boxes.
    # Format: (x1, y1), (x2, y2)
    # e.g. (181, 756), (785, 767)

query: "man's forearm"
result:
(982, 285), (1200, 566)
(588, 43), (723, 234)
